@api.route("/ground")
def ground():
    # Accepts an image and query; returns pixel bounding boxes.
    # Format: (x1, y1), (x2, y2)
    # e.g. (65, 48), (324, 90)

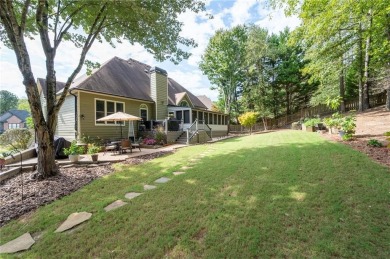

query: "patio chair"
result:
(120, 139), (132, 153)
(130, 138), (141, 152)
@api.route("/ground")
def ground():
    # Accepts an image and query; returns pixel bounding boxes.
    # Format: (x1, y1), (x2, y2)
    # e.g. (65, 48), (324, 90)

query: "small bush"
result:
(154, 126), (166, 145)
(63, 141), (84, 155)
(0, 128), (32, 150)
(303, 118), (321, 127)
(367, 139), (383, 147)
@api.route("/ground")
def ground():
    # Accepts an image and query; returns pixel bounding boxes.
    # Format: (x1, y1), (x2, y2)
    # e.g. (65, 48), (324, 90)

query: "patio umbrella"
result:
(96, 112), (142, 139)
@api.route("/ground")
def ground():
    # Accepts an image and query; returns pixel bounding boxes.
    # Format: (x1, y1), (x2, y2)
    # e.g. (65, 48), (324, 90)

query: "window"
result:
(139, 104), (148, 122)
(213, 114), (217, 125)
(8, 123), (20, 129)
(95, 99), (125, 125)
(179, 100), (189, 107)
(192, 111), (197, 123)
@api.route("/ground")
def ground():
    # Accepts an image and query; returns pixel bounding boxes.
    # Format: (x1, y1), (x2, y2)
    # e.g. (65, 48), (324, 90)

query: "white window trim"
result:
(139, 104), (148, 121)
(94, 98), (125, 126)
(179, 100), (189, 107)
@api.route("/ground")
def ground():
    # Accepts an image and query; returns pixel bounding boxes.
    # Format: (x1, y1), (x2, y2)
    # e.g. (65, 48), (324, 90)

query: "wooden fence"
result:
(229, 91), (387, 133)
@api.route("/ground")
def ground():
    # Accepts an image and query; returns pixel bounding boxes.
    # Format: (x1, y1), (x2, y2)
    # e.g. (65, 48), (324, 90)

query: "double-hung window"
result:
(95, 99), (125, 125)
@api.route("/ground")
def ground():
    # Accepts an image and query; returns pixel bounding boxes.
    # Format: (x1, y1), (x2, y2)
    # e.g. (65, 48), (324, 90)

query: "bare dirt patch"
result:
(322, 105), (390, 168)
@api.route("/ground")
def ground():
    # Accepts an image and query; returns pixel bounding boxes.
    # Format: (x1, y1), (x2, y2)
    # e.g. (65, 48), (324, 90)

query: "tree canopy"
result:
(0, 90), (18, 114)
(0, 0), (206, 178)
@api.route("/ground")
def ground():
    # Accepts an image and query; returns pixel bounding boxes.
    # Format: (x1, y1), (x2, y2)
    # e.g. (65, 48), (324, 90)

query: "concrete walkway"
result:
(6, 144), (187, 167)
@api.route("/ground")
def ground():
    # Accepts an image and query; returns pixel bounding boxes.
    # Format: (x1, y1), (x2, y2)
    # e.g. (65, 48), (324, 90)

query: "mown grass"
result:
(1, 130), (389, 258)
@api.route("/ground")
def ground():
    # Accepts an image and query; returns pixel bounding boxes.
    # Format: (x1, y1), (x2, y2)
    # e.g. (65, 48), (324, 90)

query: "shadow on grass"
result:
(1, 131), (389, 258)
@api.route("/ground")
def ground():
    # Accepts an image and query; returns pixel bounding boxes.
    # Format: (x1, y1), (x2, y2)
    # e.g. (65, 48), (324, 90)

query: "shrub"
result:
(367, 139), (383, 147)
(340, 114), (356, 141)
(63, 141), (84, 155)
(87, 144), (101, 154)
(0, 128), (32, 150)
(303, 118), (321, 127)
(154, 126), (166, 145)
(143, 138), (157, 145)
(323, 113), (343, 129)
(238, 112), (258, 133)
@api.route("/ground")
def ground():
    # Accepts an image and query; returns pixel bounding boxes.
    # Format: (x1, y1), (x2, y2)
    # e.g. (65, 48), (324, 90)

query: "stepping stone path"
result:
(154, 177), (171, 184)
(104, 200), (127, 212)
(190, 158), (200, 162)
(173, 171), (186, 176)
(125, 192), (142, 200)
(0, 233), (35, 254)
(55, 212), (92, 233)
(144, 185), (157, 191)
(181, 166), (193, 170)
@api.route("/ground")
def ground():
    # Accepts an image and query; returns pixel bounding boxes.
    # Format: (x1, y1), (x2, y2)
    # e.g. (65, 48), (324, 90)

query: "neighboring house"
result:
(0, 109), (30, 134)
(37, 57), (228, 143)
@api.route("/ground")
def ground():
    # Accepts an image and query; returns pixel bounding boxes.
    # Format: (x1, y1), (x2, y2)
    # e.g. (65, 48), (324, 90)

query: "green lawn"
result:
(1, 131), (389, 258)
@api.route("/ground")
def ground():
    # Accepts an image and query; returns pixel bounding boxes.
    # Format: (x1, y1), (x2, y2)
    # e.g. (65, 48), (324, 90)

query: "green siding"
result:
(79, 91), (154, 140)
(151, 72), (168, 120)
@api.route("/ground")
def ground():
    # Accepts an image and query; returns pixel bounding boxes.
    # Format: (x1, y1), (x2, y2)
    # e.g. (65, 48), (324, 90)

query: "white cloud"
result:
(228, 0), (258, 26)
(255, 4), (301, 33)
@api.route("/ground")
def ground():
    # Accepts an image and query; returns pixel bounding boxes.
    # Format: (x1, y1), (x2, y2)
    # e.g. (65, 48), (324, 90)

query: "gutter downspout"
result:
(69, 89), (78, 140)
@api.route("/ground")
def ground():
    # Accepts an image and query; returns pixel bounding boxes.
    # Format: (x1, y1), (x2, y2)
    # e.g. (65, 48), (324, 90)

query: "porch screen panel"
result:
(199, 111), (203, 122)
(106, 101), (115, 124)
(192, 111), (197, 123)
(214, 114), (217, 125)
(204, 113), (208, 124)
(184, 110), (190, 123)
(176, 111), (182, 121)
(96, 100), (105, 124)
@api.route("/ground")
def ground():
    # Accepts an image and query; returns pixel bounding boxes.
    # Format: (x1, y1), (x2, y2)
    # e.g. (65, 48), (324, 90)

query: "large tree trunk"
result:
(358, 23), (364, 112)
(339, 64), (346, 113)
(36, 125), (58, 179)
(362, 9), (372, 110)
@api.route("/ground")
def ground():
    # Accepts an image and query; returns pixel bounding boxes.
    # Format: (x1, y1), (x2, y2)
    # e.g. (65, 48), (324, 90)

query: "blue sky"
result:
(0, 0), (299, 100)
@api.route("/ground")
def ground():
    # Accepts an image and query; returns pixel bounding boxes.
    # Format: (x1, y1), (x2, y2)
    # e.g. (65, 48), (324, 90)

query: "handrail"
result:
(186, 119), (198, 144)
(204, 122), (212, 139)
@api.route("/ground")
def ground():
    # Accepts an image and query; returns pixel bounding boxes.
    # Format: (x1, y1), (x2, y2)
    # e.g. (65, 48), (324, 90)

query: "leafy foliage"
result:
(87, 144), (101, 155)
(63, 141), (84, 156)
(0, 128), (32, 150)
(0, 90), (18, 114)
(17, 98), (30, 113)
(238, 112), (258, 133)
(367, 139), (383, 147)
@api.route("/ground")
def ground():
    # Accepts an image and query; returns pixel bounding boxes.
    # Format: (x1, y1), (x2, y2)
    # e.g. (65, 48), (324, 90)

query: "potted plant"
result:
(63, 141), (84, 163)
(87, 144), (101, 162)
(339, 114), (356, 140)
(303, 118), (321, 132)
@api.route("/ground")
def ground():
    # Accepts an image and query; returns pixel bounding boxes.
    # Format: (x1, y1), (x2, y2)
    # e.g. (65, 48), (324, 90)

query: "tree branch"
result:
(55, 3), (108, 111)
(20, 0), (31, 32)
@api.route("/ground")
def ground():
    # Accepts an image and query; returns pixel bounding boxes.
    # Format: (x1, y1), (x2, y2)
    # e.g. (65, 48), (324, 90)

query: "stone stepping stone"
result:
(55, 212), (92, 233)
(87, 164), (99, 167)
(190, 159), (200, 162)
(181, 166), (193, 170)
(0, 233), (35, 254)
(125, 192), (142, 200)
(104, 200), (127, 212)
(173, 171), (186, 176)
(154, 177), (171, 184)
(144, 185), (157, 191)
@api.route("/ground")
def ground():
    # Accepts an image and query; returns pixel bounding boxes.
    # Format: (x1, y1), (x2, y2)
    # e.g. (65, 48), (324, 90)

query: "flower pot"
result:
(306, 126), (316, 132)
(68, 154), (79, 163)
(91, 154), (98, 162)
(338, 130), (345, 138)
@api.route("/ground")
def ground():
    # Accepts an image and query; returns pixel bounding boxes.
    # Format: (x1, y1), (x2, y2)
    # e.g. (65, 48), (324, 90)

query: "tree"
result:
(238, 112), (258, 134)
(0, 90), (18, 114)
(0, 0), (205, 179)
(199, 25), (248, 121)
(18, 98), (30, 113)
(273, 0), (390, 111)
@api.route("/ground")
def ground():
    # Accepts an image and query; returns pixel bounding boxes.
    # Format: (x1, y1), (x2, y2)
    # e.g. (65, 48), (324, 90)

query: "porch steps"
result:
(175, 132), (187, 144)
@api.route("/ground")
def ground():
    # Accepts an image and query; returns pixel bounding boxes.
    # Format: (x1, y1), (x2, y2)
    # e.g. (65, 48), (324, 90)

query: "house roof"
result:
(168, 78), (207, 109)
(37, 78), (66, 98)
(38, 56), (208, 109)
(68, 57), (153, 101)
(0, 109), (30, 122)
(196, 95), (213, 110)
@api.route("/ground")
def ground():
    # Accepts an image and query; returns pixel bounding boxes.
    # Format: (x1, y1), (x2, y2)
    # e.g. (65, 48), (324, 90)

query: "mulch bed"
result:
(0, 151), (174, 227)
(321, 133), (390, 168)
